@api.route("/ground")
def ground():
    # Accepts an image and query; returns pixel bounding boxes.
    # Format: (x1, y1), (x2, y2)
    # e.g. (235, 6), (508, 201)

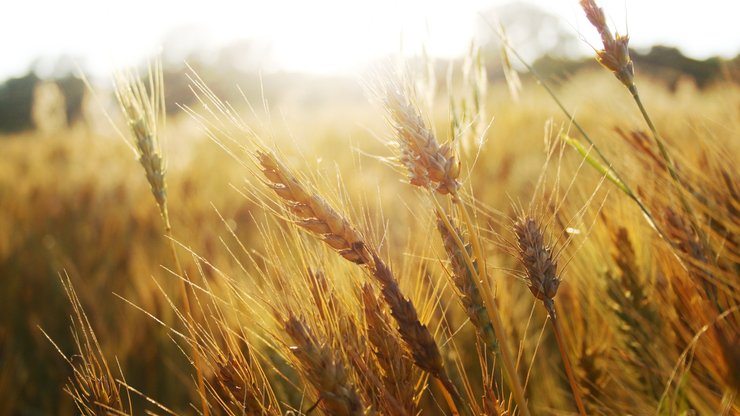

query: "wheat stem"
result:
(545, 302), (587, 416)
(478, 17), (678, 254)
(433, 195), (531, 416)
(165, 225), (209, 416)
(114, 65), (209, 416)
(435, 378), (461, 416)
(456, 200), (530, 416)
(629, 86), (713, 256)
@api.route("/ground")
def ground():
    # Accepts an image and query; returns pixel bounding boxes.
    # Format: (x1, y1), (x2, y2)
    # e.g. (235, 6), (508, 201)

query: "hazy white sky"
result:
(2, 0), (739, 79)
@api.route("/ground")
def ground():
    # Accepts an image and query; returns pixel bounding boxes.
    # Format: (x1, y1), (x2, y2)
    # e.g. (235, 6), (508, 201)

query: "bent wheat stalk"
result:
(284, 315), (365, 416)
(385, 85), (530, 416)
(579, 0), (717, 307)
(256, 149), (465, 414)
(514, 215), (587, 416)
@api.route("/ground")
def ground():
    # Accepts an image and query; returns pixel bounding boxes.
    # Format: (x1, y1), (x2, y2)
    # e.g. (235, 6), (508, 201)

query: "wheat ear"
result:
(257, 149), (464, 413)
(362, 284), (417, 416)
(514, 215), (586, 415)
(386, 85), (530, 416)
(113, 64), (209, 416)
(284, 315), (365, 416)
(436, 215), (497, 351)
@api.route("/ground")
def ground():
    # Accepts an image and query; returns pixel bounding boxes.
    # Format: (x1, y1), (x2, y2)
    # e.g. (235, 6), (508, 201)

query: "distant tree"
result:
(530, 46), (734, 90)
(56, 74), (86, 126)
(633, 46), (724, 89)
(0, 72), (39, 133)
(476, 2), (582, 66)
(0, 70), (87, 135)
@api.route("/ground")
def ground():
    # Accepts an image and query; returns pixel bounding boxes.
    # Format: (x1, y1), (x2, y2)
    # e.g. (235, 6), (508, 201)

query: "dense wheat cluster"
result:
(1, 2), (738, 415)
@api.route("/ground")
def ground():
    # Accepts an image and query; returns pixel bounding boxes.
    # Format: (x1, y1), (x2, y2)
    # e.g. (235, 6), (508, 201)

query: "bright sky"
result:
(2, 0), (739, 79)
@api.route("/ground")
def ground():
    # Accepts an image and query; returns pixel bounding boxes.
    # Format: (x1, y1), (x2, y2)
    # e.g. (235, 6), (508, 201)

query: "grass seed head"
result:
(114, 66), (169, 222)
(257, 150), (369, 265)
(436, 216), (490, 335)
(514, 216), (561, 309)
(213, 355), (265, 414)
(385, 87), (460, 195)
(284, 315), (365, 416)
(361, 284), (417, 415)
(258, 150), (450, 394)
(371, 256), (446, 380)
(580, 0), (635, 87)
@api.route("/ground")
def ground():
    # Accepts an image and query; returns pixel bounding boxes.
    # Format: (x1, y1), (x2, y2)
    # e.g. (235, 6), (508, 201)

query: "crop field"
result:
(1, 1), (738, 415)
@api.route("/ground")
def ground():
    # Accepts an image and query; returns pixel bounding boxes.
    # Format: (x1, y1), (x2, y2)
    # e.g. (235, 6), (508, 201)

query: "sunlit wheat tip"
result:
(114, 67), (169, 220)
(257, 150), (368, 265)
(385, 87), (460, 195)
(580, 0), (634, 87)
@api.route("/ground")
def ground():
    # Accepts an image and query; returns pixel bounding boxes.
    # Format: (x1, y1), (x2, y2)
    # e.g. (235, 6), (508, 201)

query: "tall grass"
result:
(1, 3), (738, 414)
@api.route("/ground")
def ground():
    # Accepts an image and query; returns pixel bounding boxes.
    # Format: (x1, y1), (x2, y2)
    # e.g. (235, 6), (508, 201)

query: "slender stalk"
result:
(433, 195), (531, 416)
(520, 60), (665, 240)
(163, 216), (209, 416)
(479, 18), (677, 251)
(435, 378), (462, 416)
(545, 301), (587, 416)
(629, 85), (719, 306)
(455, 198), (530, 416)
(719, 388), (737, 416)
(628, 86), (707, 243)
(115, 65), (210, 416)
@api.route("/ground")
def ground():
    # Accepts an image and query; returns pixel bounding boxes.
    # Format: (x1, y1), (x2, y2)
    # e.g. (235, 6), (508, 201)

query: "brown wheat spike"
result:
(283, 315), (365, 416)
(369, 253), (455, 394)
(436, 215), (497, 349)
(257, 150), (368, 265)
(514, 215), (587, 415)
(606, 227), (660, 359)
(482, 384), (507, 416)
(213, 354), (266, 414)
(385, 87), (460, 195)
(514, 216), (561, 314)
(361, 284), (417, 416)
(305, 269), (385, 411)
(579, 0), (634, 88)
(575, 340), (609, 413)
(113, 65), (169, 223)
(257, 149), (460, 406)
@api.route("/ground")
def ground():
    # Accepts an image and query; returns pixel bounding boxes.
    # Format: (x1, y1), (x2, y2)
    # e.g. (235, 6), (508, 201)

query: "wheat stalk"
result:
(580, 0), (715, 295)
(256, 149), (464, 413)
(40, 275), (127, 416)
(284, 315), (365, 415)
(514, 215), (586, 415)
(361, 284), (417, 416)
(385, 83), (530, 416)
(113, 63), (209, 416)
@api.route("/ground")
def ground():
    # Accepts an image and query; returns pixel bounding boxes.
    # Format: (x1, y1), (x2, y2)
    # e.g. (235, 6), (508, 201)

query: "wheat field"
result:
(1, 3), (739, 415)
